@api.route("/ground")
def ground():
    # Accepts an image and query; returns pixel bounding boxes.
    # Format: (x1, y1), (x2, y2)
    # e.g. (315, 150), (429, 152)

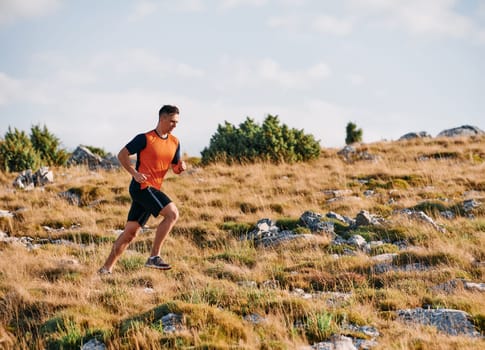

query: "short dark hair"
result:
(159, 105), (179, 117)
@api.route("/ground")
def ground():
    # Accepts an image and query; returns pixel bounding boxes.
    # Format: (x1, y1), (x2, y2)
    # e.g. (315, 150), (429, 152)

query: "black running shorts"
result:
(127, 181), (172, 226)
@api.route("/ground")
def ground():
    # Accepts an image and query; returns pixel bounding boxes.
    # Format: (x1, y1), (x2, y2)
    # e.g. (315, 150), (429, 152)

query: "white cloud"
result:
(219, 57), (330, 89)
(129, 0), (158, 22)
(346, 0), (476, 38)
(0, 0), (61, 25)
(219, 0), (268, 10)
(312, 15), (353, 36)
(0, 72), (53, 105)
(346, 74), (365, 86)
(267, 15), (300, 30)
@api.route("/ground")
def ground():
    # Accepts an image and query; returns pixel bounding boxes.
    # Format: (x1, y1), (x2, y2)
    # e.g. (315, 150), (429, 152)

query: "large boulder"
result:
(67, 146), (119, 169)
(437, 125), (484, 138)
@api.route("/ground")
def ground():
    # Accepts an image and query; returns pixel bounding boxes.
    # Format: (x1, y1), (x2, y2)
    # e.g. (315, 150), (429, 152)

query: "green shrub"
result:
(0, 125), (69, 172)
(201, 115), (320, 164)
(345, 122), (363, 145)
(30, 124), (69, 166)
(0, 127), (40, 172)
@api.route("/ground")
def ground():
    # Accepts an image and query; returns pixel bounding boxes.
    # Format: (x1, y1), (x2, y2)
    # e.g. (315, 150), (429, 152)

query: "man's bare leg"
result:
(150, 202), (179, 258)
(101, 221), (141, 272)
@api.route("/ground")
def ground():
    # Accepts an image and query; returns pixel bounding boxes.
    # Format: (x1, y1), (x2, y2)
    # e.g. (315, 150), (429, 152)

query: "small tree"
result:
(345, 122), (363, 145)
(30, 124), (69, 166)
(0, 127), (41, 172)
(201, 115), (320, 164)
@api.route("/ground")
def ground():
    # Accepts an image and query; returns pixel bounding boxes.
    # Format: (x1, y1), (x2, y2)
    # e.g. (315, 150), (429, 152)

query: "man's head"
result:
(158, 105), (180, 135)
(159, 105), (179, 118)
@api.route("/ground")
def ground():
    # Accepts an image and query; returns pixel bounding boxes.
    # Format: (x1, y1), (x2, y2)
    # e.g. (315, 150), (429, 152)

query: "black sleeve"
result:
(171, 142), (181, 164)
(125, 134), (146, 155)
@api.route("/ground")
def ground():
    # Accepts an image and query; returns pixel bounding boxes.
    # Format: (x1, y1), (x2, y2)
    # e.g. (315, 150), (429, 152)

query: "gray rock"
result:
(398, 131), (431, 141)
(244, 218), (308, 247)
(67, 146), (119, 170)
(337, 146), (379, 163)
(59, 189), (82, 206)
(463, 199), (480, 212)
(326, 211), (354, 225)
(301, 211), (335, 234)
(244, 313), (266, 324)
(355, 210), (381, 227)
(397, 308), (480, 337)
(437, 125), (484, 138)
(0, 210), (14, 218)
(348, 234), (367, 249)
(312, 335), (357, 350)
(12, 167), (54, 189)
(159, 313), (184, 333)
(464, 281), (485, 292)
(440, 210), (455, 219)
(81, 339), (106, 350)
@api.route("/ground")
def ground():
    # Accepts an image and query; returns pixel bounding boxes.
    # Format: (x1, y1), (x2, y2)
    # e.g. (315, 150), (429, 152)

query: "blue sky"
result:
(1, 0), (484, 156)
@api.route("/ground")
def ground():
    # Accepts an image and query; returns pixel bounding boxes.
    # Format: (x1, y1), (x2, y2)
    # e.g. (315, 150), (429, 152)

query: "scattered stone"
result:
(440, 210), (455, 219)
(437, 125), (484, 138)
(261, 279), (280, 289)
(300, 211), (335, 234)
(398, 131), (432, 141)
(0, 210), (14, 218)
(354, 210), (382, 227)
(326, 211), (355, 225)
(312, 335), (357, 350)
(292, 288), (313, 300)
(12, 167), (54, 189)
(244, 313), (266, 324)
(464, 281), (485, 292)
(347, 235), (367, 249)
(157, 313), (184, 333)
(243, 218), (311, 247)
(81, 338), (106, 350)
(397, 308), (481, 337)
(463, 199), (481, 212)
(337, 146), (379, 163)
(237, 280), (257, 288)
(59, 189), (82, 206)
(322, 292), (353, 307)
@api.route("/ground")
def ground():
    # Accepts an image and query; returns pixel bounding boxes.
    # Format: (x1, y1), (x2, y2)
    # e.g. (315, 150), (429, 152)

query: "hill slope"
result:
(1, 136), (484, 349)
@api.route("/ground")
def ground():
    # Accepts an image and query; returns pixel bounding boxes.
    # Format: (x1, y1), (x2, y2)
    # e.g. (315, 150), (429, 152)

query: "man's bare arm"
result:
(118, 147), (149, 183)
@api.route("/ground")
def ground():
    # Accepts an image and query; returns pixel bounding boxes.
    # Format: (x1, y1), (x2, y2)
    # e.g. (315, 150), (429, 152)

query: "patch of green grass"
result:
(219, 221), (253, 236)
(209, 249), (257, 268)
(369, 243), (399, 256)
(472, 314), (485, 335)
(394, 251), (460, 267)
(119, 255), (146, 272)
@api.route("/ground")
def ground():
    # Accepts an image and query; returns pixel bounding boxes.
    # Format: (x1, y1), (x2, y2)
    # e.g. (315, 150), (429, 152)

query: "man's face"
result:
(159, 113), (179, 134)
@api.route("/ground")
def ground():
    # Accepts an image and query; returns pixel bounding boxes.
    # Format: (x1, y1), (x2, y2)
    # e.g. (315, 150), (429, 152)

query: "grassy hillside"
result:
(1, 136), (484, 349)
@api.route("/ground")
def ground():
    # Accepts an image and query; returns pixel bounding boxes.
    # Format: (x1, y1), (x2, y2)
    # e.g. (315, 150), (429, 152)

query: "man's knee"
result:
(161, 203), (179, 223)
(124, 221), (141, 240)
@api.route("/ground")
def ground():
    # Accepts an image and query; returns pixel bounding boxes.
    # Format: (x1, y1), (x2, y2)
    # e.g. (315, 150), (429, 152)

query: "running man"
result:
(99, 105), (186, 273)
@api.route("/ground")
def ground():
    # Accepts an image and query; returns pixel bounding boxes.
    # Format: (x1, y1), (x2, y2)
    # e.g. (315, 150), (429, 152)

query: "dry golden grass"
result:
(0, 136), (484, 349)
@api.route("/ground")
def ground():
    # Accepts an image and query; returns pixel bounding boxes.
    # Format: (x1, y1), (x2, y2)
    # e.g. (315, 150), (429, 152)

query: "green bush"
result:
(0, 127), (40, 172)
(201, 115), (321, 164)
(30, 124), (69, 166)
(345, 122), (363, 145)
(0, 124), (69, 172)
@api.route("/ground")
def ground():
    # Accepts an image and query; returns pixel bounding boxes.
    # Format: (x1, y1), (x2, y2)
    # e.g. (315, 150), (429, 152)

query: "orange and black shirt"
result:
(125, 130), (180, 190)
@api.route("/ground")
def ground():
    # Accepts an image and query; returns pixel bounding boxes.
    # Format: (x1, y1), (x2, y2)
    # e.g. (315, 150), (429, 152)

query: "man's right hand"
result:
(133, 171), (149, 183)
